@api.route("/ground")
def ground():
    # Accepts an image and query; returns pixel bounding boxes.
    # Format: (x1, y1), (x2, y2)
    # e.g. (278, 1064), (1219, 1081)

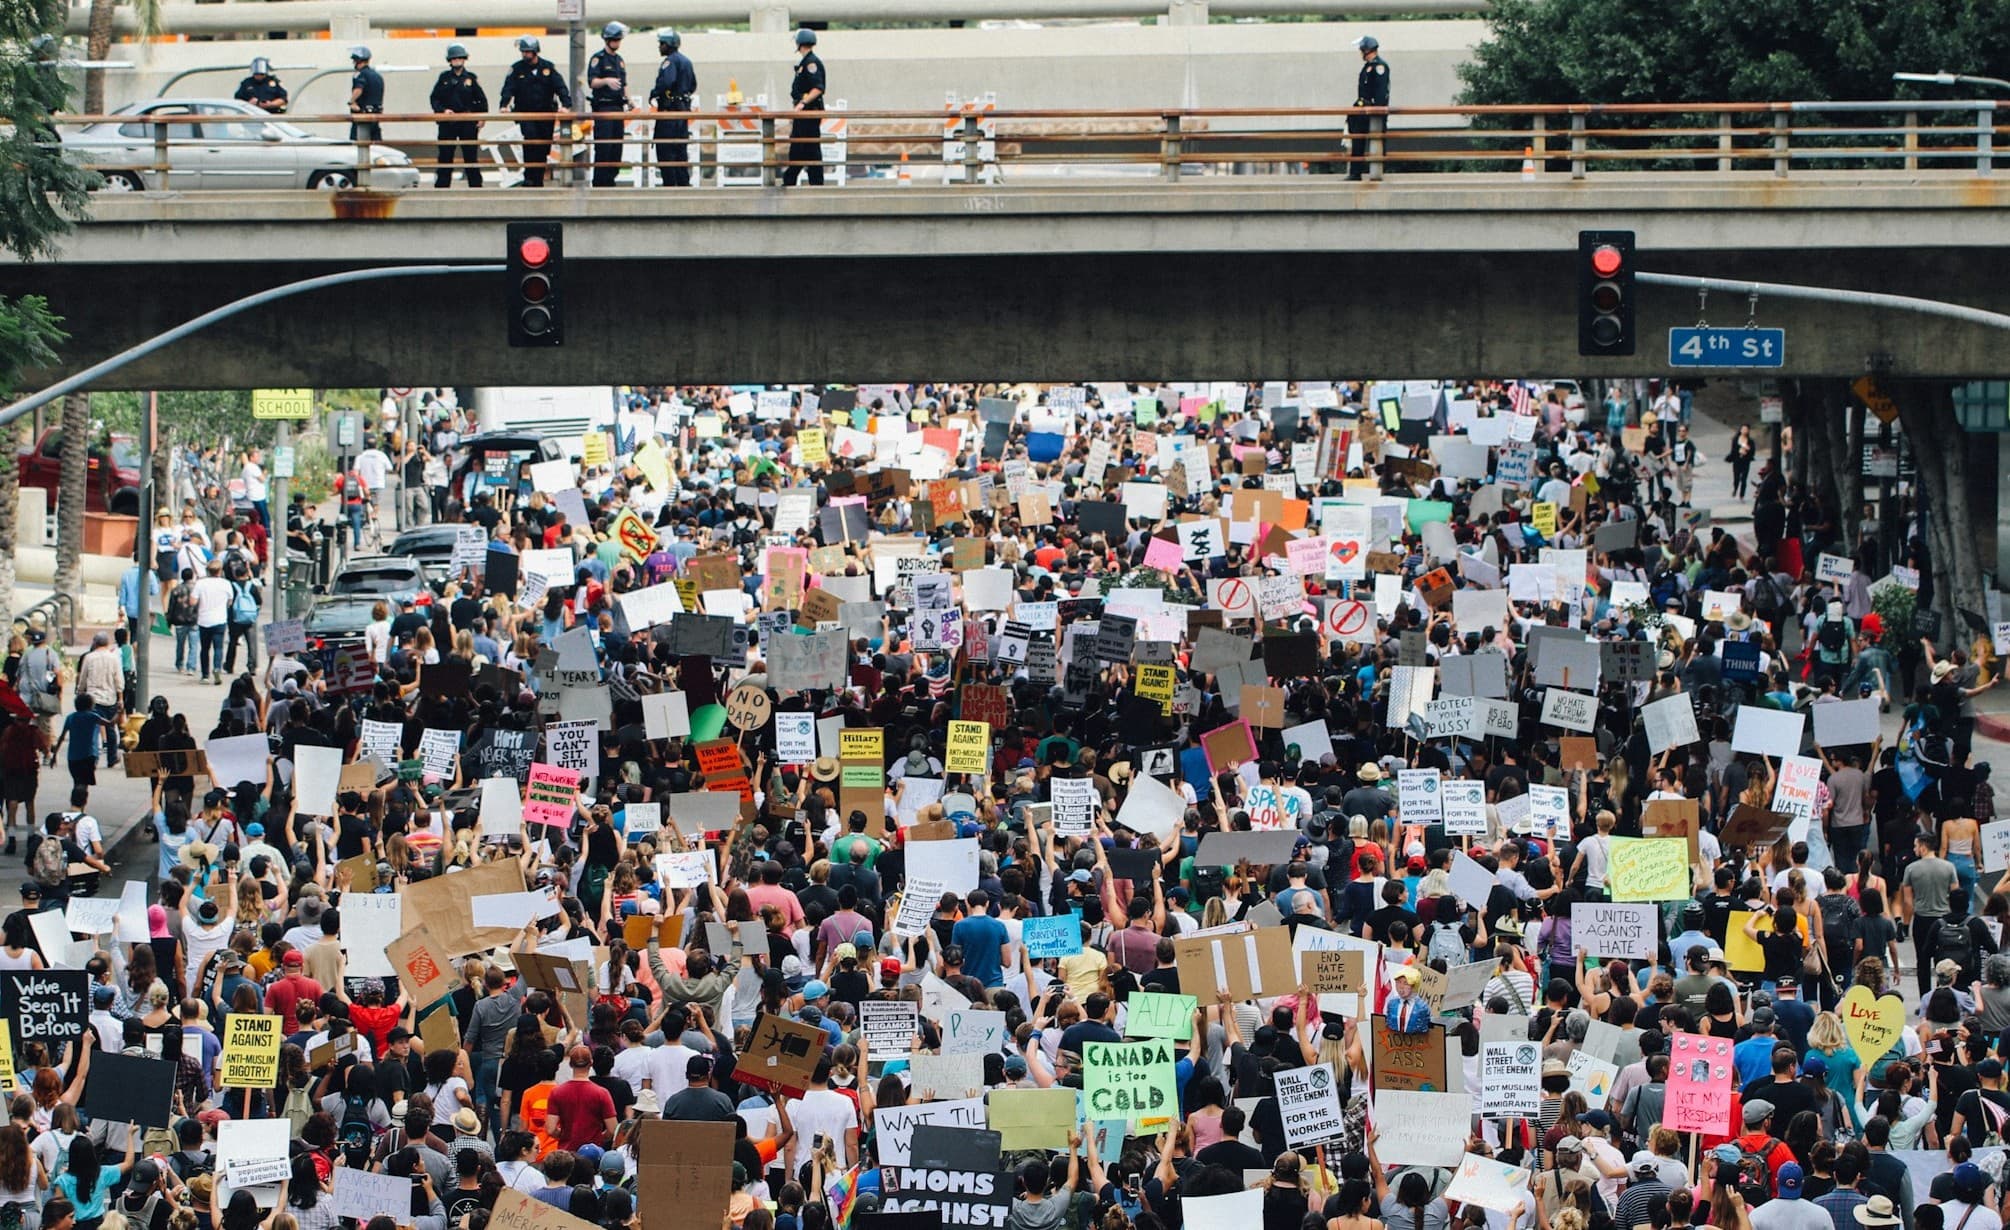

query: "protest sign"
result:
(333, 1169), (418, 1222)
(1173, 927), (1295, 1003)
(1567, 1049), (1619, 1106)
(1082, 1039), (1178, 1122)
(908, 1052), (984, 1100)
(1124, 993), (1197, 1041)
(81, 1050), (175, 1128)
(524, 764), (579, 827)
(1396, 769), (1442, 823)
(941, 1009), (1007, 1055)
(386, 925), (465, 1006)
(739, 1013), (829, 1099)
(1665, 1031), (1735, 1135)
(988, 1087), (1076, 1150)
(873, 1098), (988, 1167)
(2, 970), (84, 1052)
(860, 1000), (920, 1061)
(1441, 779), (1487, 835)
(1608, 837), (1690, 901)
(881, 1130), (1013, 1228)
(1369, 1020), (1447, 1092)
(1021, 914), (1082, 958)
(1571, 903), (1658, 960)
(1478, 1041), (1541, 1117)
(219, 1012), (284, 1088)
(1274, 1063), (1347, 1150)
(1443, 1154), (1532, 1215)
(339, 893), (401, 977)
(1372, 1091), (1471, 1167)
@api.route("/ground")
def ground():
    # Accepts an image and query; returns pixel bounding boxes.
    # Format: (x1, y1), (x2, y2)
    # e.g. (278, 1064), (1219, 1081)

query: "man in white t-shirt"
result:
(241, 448), (269, 528)
(190, 560), (235, 683)
(783, 1058), (859, 1176)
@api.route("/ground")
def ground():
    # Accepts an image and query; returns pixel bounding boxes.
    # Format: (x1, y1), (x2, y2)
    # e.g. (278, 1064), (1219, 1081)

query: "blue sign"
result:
(1022, 913), (1084, 959)
(1668, 327), (1785, 369)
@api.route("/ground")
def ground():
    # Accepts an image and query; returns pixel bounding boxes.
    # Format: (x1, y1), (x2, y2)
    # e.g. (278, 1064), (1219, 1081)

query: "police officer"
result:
(500, 35), (572, 188)
(348, 46), (385, 143)
(782, 27), (825, 187)
(429, 44), (488, 188)
(587, 22), (629, 187)
(649, 29), (697, 187)
(1347, 34), (1389, 181)
(234, 58), (289, 114)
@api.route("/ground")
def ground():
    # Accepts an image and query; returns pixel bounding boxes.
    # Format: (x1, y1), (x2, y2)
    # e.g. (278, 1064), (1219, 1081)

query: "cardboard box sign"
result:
(739, 1012), (829, 1099)
(1371, 1020), (1449, 1092)
(634, 1119), (735, 1212)
(1642, 797), (1702, 863)
(1172, 927), (1295, 1002)
(1719, 804), (1793, 851)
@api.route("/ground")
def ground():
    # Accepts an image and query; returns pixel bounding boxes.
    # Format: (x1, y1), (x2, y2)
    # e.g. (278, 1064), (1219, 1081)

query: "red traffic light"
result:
(517, 235), (551, 268)
(1590, 244), (1624, 277)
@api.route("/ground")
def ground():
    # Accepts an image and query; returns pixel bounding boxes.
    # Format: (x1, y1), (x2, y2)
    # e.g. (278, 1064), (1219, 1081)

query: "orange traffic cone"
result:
(898, 151), (912, 185)
(1522, 146), (1536, 179)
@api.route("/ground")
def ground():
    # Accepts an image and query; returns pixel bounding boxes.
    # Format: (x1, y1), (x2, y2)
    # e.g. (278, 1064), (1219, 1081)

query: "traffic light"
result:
(1577, 229), (1634, 357)
(507, 221), (562, 347)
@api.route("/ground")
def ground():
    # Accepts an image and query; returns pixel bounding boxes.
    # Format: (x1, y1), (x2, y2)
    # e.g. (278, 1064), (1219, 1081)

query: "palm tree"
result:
(51, 391), (86, 608)
(0, 420), (24, 628)
(83, 0), (163, 115)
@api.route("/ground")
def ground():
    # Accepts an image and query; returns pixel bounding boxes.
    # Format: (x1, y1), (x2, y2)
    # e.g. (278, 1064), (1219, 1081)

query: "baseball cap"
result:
(1630, 1156), (1660, 1177)
(1068, 869), (1093, 884)
(282, 950), (305, 967)
(802, 980), (829, 1000)
(1800, 1053), (1828, 1077)
(1953, 1162), (1988, 1196)
(880, 958), (902, 980)
(92, 984), (116, 1006)
(1743, 1099), (1775, 1126)
(1004, 1055), (1027, 1078)
(245, 822), (264, 837)
(1776, 1162), (1804, 1198)
(1580, 1110), (1616, 1132)
(1704, 945), (1728, 964)
(1711, 1144), (1742, 1164)
(686, 1054), (713, 1079)
(1981, 1058), (2005, 1080)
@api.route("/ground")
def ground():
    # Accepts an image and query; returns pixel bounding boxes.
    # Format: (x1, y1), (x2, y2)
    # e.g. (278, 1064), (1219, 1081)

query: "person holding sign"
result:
(1384, 966), (1432, 1033)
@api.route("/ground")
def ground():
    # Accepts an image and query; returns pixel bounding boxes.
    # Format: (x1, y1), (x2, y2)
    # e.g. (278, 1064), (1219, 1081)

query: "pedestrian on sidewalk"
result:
(191, 562), (234, 684)
(0, 713), (46, 854)
(74, 632), (123, 768)
(52, 693), (114, 792)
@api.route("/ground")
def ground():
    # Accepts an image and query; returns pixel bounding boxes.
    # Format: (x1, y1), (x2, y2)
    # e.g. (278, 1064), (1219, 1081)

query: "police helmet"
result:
(517, 35), (541, 53)
(794, 27), (817, 46)
(1353, 34), (1378, 52)
(446, 43), (469, 60)
(657, 29), (681, 52)
(27, 33), (55, 55)
(601, 21), (627, 39)
(250, 57), (272, 75)
(348, 44), (372, 61)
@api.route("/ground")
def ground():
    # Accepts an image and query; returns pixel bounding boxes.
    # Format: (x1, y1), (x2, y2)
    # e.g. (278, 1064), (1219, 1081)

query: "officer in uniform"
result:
(649, 29), (698, 187)
(500, 35), (572, 188)
(587, 22), (629, 187)
(347, 46), (385, 143)
(1347, 34), (1389, 181)
(782, 27), (826, 187)
(429, 44), (488, 188)
(234, 58), (289, 114)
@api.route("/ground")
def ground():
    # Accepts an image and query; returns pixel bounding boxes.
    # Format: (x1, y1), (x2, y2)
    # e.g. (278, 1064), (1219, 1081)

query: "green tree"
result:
(1, 0), (98, 629)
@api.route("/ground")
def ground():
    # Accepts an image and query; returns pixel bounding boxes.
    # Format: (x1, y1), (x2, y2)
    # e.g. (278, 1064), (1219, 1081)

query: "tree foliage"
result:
(1458, 0), (2010, 107)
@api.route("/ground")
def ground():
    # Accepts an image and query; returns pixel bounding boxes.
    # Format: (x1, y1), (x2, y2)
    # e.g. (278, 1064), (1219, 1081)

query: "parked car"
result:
(387, 526), (466, 591)
(63, 98), (420, 191)
(449, 431), (568, 503)
(18, 428), (140, 515)
(328, 554), (433, 610)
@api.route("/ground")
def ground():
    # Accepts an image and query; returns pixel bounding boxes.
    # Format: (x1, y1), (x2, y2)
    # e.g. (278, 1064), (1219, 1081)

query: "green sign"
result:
(1124, 993), (1197, 1041)
(398, 759), (425, 782)
(1083, 1039), (1178, 1123)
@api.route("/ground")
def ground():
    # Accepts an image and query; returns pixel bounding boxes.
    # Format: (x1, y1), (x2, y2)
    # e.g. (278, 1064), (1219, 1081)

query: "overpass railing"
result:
(46, 99), (2005, 190)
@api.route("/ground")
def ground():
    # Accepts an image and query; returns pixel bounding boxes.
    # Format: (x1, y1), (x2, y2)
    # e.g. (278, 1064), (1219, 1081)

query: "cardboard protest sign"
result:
(385, 925), (466, 1006)
(1173, 927), (1294, 1003)
(398, 859), (525, 957)
(1607, 837), (1690, 901)
(1442, 1154), (1532, 1215)
(739, 1013), (828, 1098)
(219, 1012), (284, 1088)
(634, 1119), (736, 1213)
(988, 1087), (1076, 1150)
(1370, 1020), (1448, 1092)
(1642, 797), (1701, 863)
(488, 1187), (601, 1230)
(1083, 1040), (1178, 1123)
(81, 1050), (175, 1128)
(1572, 902), (1658, 960)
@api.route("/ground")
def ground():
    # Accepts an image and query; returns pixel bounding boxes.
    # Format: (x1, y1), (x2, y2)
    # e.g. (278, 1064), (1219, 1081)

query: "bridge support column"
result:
(749, 3), (791, 33)
(1165, 0), (1209, 25)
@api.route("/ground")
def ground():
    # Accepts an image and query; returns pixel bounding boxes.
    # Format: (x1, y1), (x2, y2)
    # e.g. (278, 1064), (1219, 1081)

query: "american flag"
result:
(1507, 381), (1536, 416)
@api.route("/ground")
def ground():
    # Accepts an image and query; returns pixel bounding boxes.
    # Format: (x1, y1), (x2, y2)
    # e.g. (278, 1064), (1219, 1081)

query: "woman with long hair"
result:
(1806, 1011), (1862, 1135)
(0, 916), (44, 972)
(283, 1154), (335, 1230)
(54, 1135), (136, 1230)
(0, 1124), (45, 1230)
(1259, 1153), (1309, 1230)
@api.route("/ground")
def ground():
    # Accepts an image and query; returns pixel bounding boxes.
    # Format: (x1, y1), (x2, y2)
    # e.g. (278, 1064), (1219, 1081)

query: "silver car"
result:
(63, 97), (419, 190)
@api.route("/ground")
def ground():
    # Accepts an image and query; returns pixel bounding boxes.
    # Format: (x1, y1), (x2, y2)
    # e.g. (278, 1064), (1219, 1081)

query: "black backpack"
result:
(338, 1092), (376, 1168)
(1818, 618), (1850, 653)
(1937, 918), (1980, 982)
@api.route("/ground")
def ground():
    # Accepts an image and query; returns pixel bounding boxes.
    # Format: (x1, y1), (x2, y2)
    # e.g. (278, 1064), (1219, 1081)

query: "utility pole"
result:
(132, 391), (156, 706)
(271, 419), (291, 617)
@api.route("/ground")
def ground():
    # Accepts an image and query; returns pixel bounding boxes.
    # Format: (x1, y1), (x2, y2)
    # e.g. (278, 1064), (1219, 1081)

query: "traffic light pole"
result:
(0, 265), (505, 427)
(1636, 272), (2010, 333)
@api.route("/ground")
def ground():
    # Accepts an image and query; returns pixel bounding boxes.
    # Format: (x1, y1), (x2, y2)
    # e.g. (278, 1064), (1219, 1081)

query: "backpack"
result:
(230, 582), (259, 625)
(1733, 1135), (1780, 1205)
(167, 585), (198, 627)
(282, 1082), (315, 1135)
(1751, 574), (1786, 621)
(1938, 918), (1980, 982)
(1818, 618), (1850, 653)
(28, 833), (65, 888)
(338, 1092), (377, 1168)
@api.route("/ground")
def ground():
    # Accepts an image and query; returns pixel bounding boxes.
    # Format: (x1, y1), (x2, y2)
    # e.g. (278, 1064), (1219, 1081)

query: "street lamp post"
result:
(1893, 70), (2010, 92)
(155, 63), (315, 98)
(293, 64), (430, 101)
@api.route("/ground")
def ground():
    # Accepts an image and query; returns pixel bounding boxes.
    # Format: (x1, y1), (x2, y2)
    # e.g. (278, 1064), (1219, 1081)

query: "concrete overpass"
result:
(11, 174), (2010, 388)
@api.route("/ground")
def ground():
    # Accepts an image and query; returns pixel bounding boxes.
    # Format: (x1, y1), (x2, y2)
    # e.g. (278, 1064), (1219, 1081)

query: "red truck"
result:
(18, 428), (141, 515)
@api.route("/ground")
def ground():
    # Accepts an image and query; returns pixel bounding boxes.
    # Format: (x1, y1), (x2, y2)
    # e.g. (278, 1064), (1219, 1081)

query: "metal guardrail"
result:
(49, 100), (2008, 190)
(14, 593), (80, 649)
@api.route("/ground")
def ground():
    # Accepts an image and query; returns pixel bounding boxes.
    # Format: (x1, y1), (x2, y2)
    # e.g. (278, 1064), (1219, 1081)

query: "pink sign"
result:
(1143, 535), (1184, 573)
(1664, 1031), (1734, 1135)
(1285, 535), (1329, 577)
(523, 763), (580, 828)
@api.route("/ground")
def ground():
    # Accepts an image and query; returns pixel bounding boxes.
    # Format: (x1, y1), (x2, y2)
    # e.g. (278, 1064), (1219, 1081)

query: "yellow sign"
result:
(945, 721), (991, 775)
(0, 1021), (16, 1095)
(250, 389), (313, 421)
(1135, 664), (1175, 713)
(219, 1012), (284, 1088)
(634, 439), (672, 492)
(799, 428), (828, 467)
(1838, 984), (1907, 1063)
(580, 431), (610, 468)
(1607, 837), (1690, 902)
(610, 508), (657, 562)
(839, 728), (883, 763)
(1530, 502), (1557, 538)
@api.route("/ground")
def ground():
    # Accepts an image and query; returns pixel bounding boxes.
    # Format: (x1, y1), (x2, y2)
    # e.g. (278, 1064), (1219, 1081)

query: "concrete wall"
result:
(87, 20), (1485, 117)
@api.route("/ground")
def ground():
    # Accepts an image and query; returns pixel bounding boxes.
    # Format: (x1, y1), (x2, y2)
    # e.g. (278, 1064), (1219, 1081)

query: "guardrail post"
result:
(960, 114), (983, 184)
(1569, 113), (1586, 179)
(1771, 105), (1789, 178)
(356, 128), (373, 189)
(1367, 114), (1383, 182)
(1532, 114), (1547, 167)
(1162, 113), (1182, 181)
(153, 120), (169, 190)
(1978, 103), (1995, 174)
(1904, 110), (1919, 171)
(1717, 117), (1733, 171)
(761, 115), (778, 188)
